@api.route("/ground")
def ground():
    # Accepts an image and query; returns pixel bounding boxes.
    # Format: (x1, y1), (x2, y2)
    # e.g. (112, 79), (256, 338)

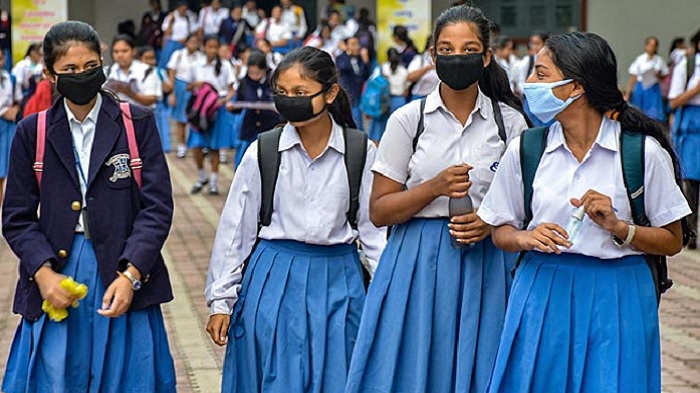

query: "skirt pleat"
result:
(171, 78), (191, 124)
(673, 105), (700, 181)
(1, 235), (176, 393)
(487, 252), (660, 393)
(346, 218), (516, 393)
(222, 240), (365, 393)
(155, 100), (171, 153)
(631, 82), (666, 122)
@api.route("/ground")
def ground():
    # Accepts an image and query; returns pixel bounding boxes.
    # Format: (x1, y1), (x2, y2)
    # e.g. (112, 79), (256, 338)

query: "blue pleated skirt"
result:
(187, 106), (236, 150)
(631, 82), (666, 122)
(158, 39), (184, 70)
(155, 100), (171, 153)
(222, 239), (366, 393)
(1, 235), (176, 393)
(345, 218), (516, 393)
(673, 105), (700, 181)
(487, 252), (660, 393)
(171, 78), (191, 124)
(0, 118), (16, 178)
(351, 105), (364, 131)
(368, 116), (387, 143)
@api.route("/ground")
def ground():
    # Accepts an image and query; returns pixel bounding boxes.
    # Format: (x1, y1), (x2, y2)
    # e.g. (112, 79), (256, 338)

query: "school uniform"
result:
(167, 48), (203, 124)
(186, 56), (236, 150)
(336, 53), (370, 131)
(11, 57), (43, 99)
(512, 54), (536, 96)
(368, 63), (408, 142)
(159, 10), (198, 69)
(407, 53), (439, 101)
(280, 4), (308, 40)
(107, 60), (163, 109)
(206, 118), (387, 392)
(198, 5), (229, 36)
(0, 70), (19, 178)
(255, 18), (292, 50)
(154, 66), (171, 152)
(1, 94), (176, 393)
(478, 118), (691, 393)
(345, 86), (528, 393)
(629, 53), (669, 121)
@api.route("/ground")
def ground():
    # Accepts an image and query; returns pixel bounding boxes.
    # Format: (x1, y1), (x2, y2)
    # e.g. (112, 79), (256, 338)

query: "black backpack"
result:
(517, 126), (694, 304)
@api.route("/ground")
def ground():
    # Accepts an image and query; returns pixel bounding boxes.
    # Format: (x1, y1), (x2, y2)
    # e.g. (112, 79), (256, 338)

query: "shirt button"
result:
(57, 249), (68, 259)
(255, 121), (262, 127)
(71, 201), (81, 211)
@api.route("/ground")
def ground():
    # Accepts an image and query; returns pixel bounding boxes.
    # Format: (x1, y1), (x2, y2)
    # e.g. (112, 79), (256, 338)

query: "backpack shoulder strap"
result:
(33, 110), (48, 189)
(520, 126), (550, 228)
(412, 97), (427, 152)
(490, 97), (507, 143)
(343, 127), (368, 230)
(258, 126), (284, 227)
(619, 130), (649, 226)
(687, 53), (696, 85)
(119, 102), (143, 189)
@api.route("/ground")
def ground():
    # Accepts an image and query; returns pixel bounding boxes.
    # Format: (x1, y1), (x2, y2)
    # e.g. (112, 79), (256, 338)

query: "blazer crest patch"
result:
(105, 153), (132, 182)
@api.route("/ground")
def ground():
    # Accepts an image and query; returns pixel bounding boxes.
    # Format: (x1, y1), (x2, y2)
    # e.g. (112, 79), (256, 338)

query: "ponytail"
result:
(329, 87), (356, 129)
(479, 58), (527, 123)
(214, 55), (222, 76)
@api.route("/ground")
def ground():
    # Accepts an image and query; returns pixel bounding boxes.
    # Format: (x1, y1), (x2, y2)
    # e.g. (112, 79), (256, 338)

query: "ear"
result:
(483, 48), (492, 68)
(430, 45), (436, 64)
(570, 80), (585, 98)
(43, 67), (56, 84)
(325, 83), (340, 104)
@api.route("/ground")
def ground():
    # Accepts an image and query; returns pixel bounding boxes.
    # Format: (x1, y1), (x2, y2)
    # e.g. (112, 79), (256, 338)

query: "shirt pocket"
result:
(471, 142), (505, 199)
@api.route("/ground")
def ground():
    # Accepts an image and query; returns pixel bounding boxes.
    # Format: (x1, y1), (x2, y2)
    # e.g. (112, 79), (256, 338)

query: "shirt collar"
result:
(544, 116), (619, 154)
(424, 84), (490, 121)
(278, 115), (345, 155)
(63, 93), (102, 126)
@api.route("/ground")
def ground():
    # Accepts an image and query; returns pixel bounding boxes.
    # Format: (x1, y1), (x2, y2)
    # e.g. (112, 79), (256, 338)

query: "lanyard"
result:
(72, 140), (88, 188)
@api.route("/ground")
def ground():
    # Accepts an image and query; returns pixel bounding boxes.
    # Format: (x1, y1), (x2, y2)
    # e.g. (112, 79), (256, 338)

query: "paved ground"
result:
(1, 151), (699, 392)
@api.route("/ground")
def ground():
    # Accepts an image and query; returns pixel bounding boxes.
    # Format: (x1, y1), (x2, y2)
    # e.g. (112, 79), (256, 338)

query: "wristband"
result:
(613, 223), (636, 247)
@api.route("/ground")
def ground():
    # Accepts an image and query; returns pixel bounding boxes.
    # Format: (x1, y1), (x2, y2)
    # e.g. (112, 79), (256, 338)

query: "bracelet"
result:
(613, 223), (636, 247)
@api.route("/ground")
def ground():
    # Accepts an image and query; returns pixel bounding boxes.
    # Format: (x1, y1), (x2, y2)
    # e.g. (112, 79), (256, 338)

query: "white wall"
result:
(586, 0), (699, 79)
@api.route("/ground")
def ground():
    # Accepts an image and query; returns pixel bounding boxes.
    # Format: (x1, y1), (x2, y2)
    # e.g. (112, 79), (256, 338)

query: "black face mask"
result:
(274, 89), (327, 123)
(56, 67), (106, 105)
(435, 54), (484, 91)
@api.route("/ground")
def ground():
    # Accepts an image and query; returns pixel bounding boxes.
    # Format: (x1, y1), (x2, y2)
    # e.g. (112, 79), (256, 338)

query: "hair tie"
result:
(606, 103), (628, 121)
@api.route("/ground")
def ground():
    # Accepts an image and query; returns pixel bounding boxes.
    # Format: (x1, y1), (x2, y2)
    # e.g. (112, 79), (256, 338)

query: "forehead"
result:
(534, 48), (563, 75)
(436, 22), (482, 47)
(275, 65), (322, 88)
(53, 43), (100, 67)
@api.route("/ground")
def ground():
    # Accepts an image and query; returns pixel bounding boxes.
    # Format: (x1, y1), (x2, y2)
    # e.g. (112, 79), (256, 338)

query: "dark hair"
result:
(531, 31), (550, 44)
(203, 34), (222, 76)
(117, 20), (136, 39)
(393, 25), (415, 50)
(112, 34), (135, 50)
(387, 48), (400, 73)
(25, 42), (42, 58)
(136, 45), (155, 59)
(271, 46), (356, 128)
(433, 5), (525, 118)
(691, 29), (700, 53)
(247, 49), (267, 69)
(669, 36), (685, 55)
(494, 35), (513, 50)
(545, 32), (681, 182)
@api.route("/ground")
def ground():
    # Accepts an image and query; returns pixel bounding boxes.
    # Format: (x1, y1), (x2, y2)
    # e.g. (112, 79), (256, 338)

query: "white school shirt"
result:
(198, 5), (229, 36)
(280, 5), (307, 38)
(512, 55), (534, 95)
(373, 85), (528, 217)
(668, 53), (700, 106)
(478, 117), (691, 259)
(495, 56), (515, 92)
(628, 53), (669, 89)
(381, 63), (409, 96)
(255, 18), (292, 43)
(107, 60), (162, 108)
(166, 48), (204, 83)
(161, 11), (198, 42)
(242, 6), (261, 29)
(205, 118), (388, 315)
(192, 57), (236, 97)
(64, 94), (103, 232)
(407, 53), (439, 97)
(11, 57), (43, 95)
(0, 71), (20, 117)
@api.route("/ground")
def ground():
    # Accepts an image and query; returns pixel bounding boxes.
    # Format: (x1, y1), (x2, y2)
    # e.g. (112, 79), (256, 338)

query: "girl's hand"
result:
(35, 266), (76, 309)
(206, 314), (231, 346)
(217, 98), (228, 107)
(168, 93), (177, 107)
(97, 275), (134, 318)
(449, 211), (490, 245)
(571, 189), (620, 233)
(515, 223), (571, 254)
(431, 164), (473, 198)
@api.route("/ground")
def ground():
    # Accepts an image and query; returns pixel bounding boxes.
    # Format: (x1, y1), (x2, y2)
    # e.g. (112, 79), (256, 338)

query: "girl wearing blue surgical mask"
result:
(346, 5), (528, 393)
(479, 32), (690, 392)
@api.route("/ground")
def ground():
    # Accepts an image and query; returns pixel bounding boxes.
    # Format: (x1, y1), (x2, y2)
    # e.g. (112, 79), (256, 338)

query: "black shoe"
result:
(191, 178), (209, 194)
(689, 238), (697, 250)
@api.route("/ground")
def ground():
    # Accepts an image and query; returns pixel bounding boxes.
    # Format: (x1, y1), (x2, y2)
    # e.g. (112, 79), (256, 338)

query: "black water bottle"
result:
(449, 194), (474, 249)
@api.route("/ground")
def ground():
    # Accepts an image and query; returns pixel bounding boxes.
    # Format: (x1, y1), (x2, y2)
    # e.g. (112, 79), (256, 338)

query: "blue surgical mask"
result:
(522, 95), (555, 128)
(522, 79), (581, 123)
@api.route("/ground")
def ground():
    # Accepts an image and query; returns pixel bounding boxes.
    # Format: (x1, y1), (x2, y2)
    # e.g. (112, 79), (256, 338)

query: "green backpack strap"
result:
(490, 97), (507, 143)
(257, 127), (284, 227)
(343, 127), (368, 230)
(520, 126), (550, 227)
(412, 98), (427, 152)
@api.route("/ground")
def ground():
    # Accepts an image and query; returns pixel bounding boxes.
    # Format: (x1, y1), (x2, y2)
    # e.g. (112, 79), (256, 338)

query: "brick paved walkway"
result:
(1, 150), (699, 392)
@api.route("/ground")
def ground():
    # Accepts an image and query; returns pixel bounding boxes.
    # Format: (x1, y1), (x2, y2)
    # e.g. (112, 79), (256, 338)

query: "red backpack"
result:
(33, 102), (143, 189)
(186, 82), (220, 132)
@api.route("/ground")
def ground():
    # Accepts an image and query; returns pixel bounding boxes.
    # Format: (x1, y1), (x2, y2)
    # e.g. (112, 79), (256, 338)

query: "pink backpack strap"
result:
(119, 102), (142, 189)
(33, 110), (48, 189)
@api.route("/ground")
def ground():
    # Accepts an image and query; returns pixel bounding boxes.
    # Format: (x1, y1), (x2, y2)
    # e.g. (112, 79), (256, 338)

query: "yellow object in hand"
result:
(41, 277), (89, 322)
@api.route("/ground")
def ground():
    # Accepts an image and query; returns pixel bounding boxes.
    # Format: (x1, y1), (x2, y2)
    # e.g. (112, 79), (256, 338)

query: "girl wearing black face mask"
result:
(2, 21), (176, 393)
(205, 46), (387, 393)
(345, 5), (528, 393)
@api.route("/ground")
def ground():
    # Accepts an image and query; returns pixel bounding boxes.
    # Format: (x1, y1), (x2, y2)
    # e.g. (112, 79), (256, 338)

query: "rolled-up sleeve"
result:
(478, 137), (526, 229)
(371, 102), (419, 184)
(643, 137), (691, 227)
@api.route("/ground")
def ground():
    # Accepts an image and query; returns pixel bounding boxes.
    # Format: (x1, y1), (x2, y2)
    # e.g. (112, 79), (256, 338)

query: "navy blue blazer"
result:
(336, 53), (370, 106)
(2, 94), (174, 321)
(236, 73), (282, 142)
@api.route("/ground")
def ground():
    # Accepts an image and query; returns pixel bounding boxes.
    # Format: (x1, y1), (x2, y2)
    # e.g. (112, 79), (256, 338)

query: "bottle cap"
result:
(571, 205), (586, 221)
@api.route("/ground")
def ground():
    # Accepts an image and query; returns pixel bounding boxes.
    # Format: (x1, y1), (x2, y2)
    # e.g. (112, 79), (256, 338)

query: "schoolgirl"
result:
(479, 32), (690, 393)
(205, 46), (387, 393)
(228, 49), (281, 168)
(624, 36), (669, 121)
(1, 21), (176, 393)
(668, 29), (700, 248)
(187, 34), (236, 195)
(406, 35), (440, 102)
(336, 36), (371, 131)
(158, 0), (198, 69)
(367, 48), (409, 143)
(11, 43), (43, 100)
(106, 35), (163, 111)
(345, 6), (528, 393)
(0, 49), (20, 205)
(167, 33), (202, 159)
(138, 45), (174, 153)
